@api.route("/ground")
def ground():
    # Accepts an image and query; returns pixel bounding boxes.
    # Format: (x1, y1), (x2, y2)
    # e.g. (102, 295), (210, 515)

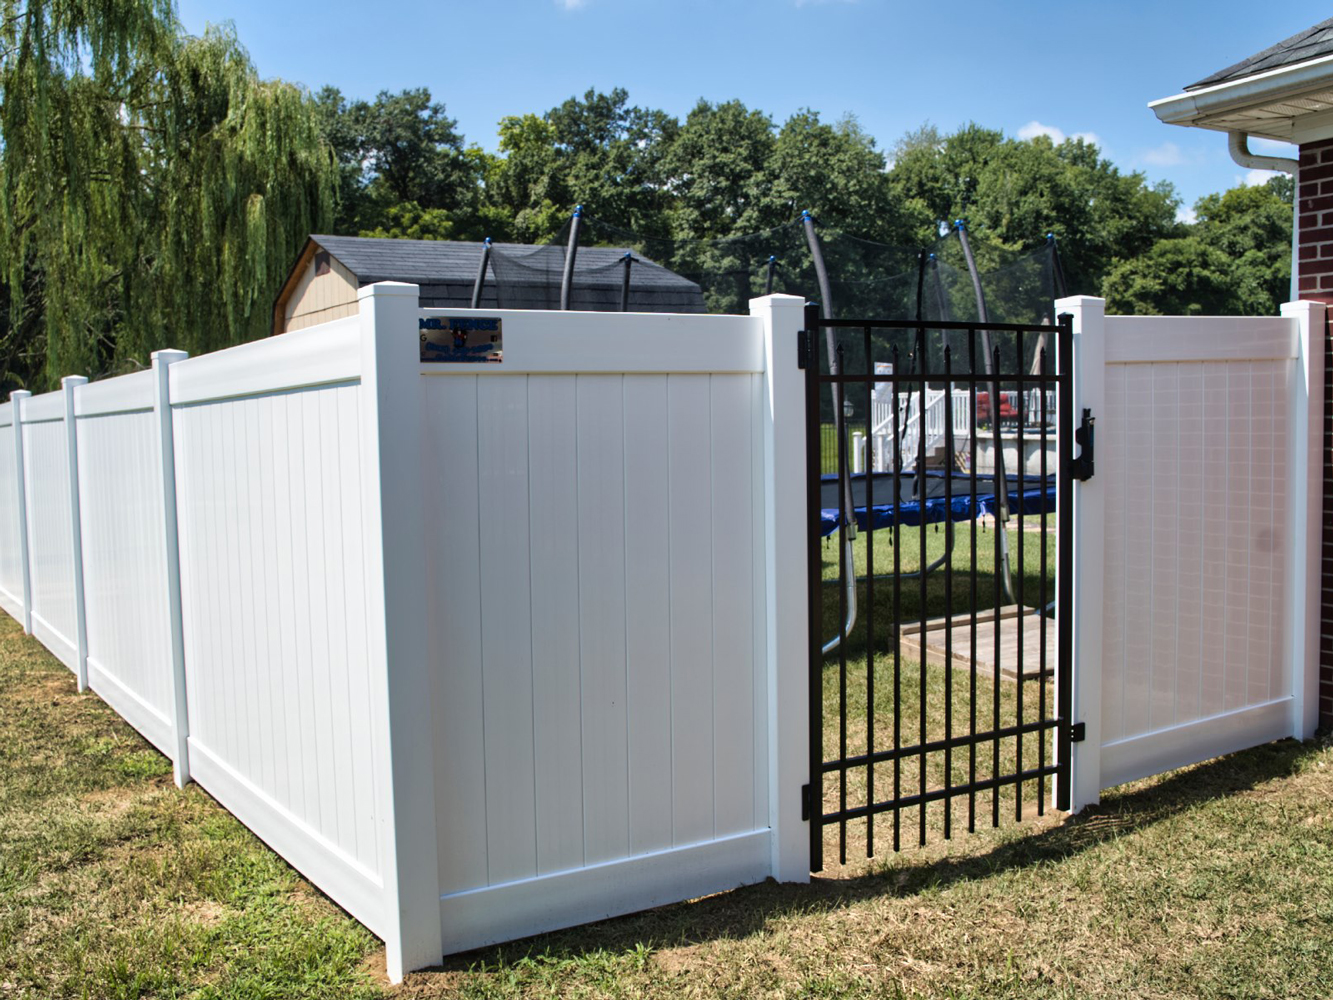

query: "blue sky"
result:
(178, 1), (1323, 220)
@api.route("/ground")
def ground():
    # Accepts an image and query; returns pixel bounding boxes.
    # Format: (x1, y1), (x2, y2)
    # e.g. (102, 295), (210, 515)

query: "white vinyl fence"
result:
(0, 286), (812, 982)
(1063, 297), (1324, 809)
(0, 285), (1322, 980)
(418, 305), (800, 954)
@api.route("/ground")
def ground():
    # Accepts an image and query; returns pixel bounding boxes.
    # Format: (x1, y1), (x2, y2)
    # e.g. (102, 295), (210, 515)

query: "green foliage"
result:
(660, 99), (776, 238)
(317, 85), (479, 238)
(1104, 176), (1292, 316)
(2, 8), (1296, 390)
(889, 124), (1180, 292)
(1101, 237), (1236, 315)
(0, 2), (336, 390)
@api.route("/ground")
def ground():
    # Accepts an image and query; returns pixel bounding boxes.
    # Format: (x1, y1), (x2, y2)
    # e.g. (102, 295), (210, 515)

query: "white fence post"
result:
(11, 389), (31, 635)
(752, 293), (811, 884)
(1057, 295), (1104, 812)
(152, 349), (192, 786)
(1281, 300), (1325, 740)
(61, 376), (90, 691)
(357, 282), (441, 981)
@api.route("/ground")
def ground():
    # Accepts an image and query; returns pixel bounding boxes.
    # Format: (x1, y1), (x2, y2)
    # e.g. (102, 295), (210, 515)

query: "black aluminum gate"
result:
(802, 305), (1076, 871)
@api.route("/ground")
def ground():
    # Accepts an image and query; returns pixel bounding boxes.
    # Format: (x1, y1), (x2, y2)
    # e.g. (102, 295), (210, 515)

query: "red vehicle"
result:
(974, 391), (1020, 424)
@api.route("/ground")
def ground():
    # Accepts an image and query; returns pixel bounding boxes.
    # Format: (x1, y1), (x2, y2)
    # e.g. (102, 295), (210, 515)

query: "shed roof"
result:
(304, 234), (706, 314)
(1188, 18), (1333, 90)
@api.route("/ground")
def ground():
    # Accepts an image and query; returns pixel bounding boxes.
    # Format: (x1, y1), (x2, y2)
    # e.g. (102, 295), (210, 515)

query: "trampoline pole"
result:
(765, 255), (777, 295)
(470, 238), (492, 310)
(1029, 234), (1066, 378)
(802, 211), (853, 538)
(803, 209), (858, 654)
(1049, 232), (1069, 300)
(957, 220), (1017, 606)
(619, 252), (634, 312)
(559, 205), (583, 311)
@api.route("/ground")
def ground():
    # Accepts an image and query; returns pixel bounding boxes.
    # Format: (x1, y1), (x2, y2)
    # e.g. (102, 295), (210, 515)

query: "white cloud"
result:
(1244, 168), (1282, 187)
(1176, 206), (1198, 225)
(1018, 120), (1064, 143)
(1140, 142), (1185, 167)
(1017, 121), (1100, 147)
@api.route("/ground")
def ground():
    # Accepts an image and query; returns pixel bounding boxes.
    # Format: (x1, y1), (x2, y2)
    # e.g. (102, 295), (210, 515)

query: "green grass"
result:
(0, 614), (381, 999)
(3, 606), (1332, 998)
(816, 522), (1059, 861)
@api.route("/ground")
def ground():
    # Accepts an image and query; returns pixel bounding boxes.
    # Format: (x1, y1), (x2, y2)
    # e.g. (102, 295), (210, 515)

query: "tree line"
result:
(0, 1), (1294, 390)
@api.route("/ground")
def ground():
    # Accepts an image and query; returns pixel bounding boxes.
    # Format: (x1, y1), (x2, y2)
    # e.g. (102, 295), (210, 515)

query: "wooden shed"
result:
(272, 234), (707, 335)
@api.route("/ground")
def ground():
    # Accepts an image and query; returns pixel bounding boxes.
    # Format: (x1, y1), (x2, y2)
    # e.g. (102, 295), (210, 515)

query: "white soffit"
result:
(1150, 53), (1333, 144)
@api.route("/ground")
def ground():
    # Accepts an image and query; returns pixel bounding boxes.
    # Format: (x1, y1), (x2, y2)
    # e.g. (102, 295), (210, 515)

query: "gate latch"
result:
(797, 329), (810, 370)
(1070, 721), (1086, 743)
(1072, 408), (1095, 482)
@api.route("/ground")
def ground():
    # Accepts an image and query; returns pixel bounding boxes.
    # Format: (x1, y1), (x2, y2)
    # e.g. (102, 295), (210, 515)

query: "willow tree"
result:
(0, 1), (335, 389)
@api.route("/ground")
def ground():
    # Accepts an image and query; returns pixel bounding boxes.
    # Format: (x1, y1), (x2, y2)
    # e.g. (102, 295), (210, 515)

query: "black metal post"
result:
(804, 302), (826, 873)
(1055, 313), (1075, 812)
(766, 255), (777, 295)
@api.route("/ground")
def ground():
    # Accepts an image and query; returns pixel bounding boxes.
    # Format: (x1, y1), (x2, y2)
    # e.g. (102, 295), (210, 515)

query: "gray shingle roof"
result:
(1187, 17), (1333, 90)
(310, 234), (706, 314)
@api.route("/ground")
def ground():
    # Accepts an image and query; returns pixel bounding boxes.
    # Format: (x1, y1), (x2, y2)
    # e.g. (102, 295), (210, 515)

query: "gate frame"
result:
(1062, 296), (1104, 813)
(802, 304), (1079, 870)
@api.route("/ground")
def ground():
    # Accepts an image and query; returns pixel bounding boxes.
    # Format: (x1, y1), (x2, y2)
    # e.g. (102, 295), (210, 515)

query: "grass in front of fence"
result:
(0, 613), (380, 1000)
(5, 599), (1333, 999)
(817, 522), (1058, 860)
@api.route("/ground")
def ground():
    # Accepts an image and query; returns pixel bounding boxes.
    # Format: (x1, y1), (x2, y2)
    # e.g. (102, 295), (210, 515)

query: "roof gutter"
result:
(1150, 52), (1333, 134)
(1227, 130), (1298, 174)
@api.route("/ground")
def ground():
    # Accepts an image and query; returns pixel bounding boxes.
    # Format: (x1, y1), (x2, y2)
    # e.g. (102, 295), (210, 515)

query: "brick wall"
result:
(1298, 138), (1333, 729)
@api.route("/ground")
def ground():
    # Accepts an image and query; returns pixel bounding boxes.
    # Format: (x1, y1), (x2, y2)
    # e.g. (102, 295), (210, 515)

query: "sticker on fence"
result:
(419, 317), (503, 364)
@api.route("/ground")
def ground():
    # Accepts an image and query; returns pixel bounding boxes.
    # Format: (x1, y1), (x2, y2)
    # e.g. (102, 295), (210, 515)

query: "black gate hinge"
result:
(1069, 721), (1086, 743)
(1072, 408), (1095, 482)
(797, 329), (810, 370)
(801, 783), (812, 821)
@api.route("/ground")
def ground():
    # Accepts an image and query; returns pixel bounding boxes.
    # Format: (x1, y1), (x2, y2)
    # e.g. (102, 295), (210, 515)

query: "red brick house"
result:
(1150, 18), (1333, 726)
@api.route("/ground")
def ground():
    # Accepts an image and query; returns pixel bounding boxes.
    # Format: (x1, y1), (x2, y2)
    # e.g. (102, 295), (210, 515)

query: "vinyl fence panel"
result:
(419, 307), (776, 955)
(1064, 299), (1324, 804)
(0, 402), (22, 621)
(167, 318), (394, 938)
(20, 390), (78, 671)
(75, 370), (178, 759)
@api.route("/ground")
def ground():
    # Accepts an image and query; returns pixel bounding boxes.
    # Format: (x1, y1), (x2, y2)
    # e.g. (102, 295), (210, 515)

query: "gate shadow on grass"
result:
(432, 736), (1317, 972)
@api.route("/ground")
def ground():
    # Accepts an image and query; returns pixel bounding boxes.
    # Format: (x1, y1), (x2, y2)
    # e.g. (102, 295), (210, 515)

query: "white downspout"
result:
(1227, 131), (1300, 301)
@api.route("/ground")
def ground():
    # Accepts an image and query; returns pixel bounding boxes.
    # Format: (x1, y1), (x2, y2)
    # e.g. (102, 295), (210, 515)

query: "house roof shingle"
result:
(1187, 17), (1333, 91)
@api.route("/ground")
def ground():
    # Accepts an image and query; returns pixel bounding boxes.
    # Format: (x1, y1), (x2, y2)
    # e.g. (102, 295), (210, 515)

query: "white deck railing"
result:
(863, 386), (1058, 473)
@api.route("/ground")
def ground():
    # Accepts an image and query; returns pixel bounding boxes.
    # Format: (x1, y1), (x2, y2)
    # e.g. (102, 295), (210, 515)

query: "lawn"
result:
(3, 608), (1332, 998)
(815, 521), (1059, 863)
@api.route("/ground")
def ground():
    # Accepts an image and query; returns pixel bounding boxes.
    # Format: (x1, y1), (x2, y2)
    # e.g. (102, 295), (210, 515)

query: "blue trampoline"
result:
(818, 471), (1056, 538)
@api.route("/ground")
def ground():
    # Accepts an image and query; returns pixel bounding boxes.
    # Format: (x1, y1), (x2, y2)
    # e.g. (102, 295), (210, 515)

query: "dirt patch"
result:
(178, 900), (227, 928)
(651, 943), (702, 977)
